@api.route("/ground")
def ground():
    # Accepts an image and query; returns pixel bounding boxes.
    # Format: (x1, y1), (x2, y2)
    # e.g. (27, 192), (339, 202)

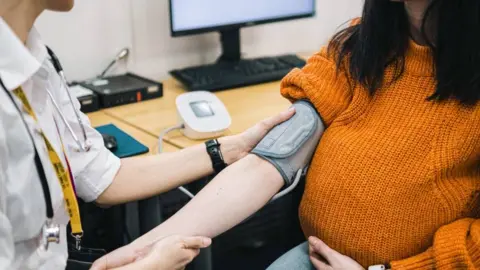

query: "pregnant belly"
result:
(298, 157), (451, 267)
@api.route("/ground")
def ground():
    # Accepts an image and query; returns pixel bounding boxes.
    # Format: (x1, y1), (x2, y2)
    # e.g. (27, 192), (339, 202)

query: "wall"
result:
(35, 0), (363, 82)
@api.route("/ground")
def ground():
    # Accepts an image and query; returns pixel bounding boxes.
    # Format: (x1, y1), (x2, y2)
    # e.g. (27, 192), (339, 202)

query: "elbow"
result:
(244, 153), (267, 166)
(95, 190), (116, 207)
(243, 154), (286, 188)
(94, 166), (124, 207)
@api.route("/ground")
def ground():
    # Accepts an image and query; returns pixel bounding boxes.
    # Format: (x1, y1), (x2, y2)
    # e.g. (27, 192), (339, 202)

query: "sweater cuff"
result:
(390, 249), (435, 270)
(391, 219), (479, 270)
(467, 220), (480, 268)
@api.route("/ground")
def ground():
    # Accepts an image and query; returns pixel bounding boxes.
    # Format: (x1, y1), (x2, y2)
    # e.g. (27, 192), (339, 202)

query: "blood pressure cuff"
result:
(251, 100), (324, 186)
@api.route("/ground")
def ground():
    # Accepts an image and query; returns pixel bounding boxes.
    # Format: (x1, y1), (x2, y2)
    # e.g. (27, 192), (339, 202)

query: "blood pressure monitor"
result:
(176, 91), (232, 139)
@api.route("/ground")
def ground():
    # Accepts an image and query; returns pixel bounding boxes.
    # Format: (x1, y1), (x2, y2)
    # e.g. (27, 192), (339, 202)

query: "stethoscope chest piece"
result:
(41, 220), (60, 250)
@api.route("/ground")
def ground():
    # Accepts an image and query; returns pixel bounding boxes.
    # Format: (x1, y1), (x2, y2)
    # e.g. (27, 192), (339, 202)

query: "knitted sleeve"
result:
(280, 47), (353, 126)
(390, 218), (480, 269)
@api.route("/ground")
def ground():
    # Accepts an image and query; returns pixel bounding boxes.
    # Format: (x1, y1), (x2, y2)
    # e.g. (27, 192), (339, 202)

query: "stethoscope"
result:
(43, 46), (130, 152)
(45, 46), (91, 152)
(0, 46), (90, 250)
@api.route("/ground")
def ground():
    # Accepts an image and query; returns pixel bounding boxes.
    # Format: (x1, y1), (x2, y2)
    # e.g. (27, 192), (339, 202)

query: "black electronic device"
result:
(69, 84), (100, 113)
(80, 73), (163, 108)
(170, 54), (306, 91)
(169, 0), (314, 91)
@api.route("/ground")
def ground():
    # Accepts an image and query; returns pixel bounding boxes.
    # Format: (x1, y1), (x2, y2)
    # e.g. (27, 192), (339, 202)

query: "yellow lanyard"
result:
(13, 87), (83, 240)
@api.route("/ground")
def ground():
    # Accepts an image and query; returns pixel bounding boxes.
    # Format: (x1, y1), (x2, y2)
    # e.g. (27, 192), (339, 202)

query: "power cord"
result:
(158, 124), (185, 152)
(158, 123), (195, 199)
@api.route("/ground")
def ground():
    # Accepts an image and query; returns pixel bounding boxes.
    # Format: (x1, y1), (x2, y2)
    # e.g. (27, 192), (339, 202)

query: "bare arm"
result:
(130, 154), (283, 247)
(96, 108), (295, 206)
(96, 136), (241, 205)
(90, 154), (283, 270)
(131, 154), (284, 248)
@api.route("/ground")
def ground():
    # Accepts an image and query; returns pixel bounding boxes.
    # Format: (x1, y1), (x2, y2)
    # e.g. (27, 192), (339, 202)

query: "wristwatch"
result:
(368, 264), (391, 270)
(205, 139), (227, 174)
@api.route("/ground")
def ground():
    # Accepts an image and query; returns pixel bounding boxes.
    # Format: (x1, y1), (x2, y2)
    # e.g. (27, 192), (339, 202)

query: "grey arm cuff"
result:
(251, 100), (324, 186)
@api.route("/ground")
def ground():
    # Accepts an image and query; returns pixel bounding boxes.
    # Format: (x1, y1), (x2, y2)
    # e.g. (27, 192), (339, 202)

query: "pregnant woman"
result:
(96, 0), (480, 269)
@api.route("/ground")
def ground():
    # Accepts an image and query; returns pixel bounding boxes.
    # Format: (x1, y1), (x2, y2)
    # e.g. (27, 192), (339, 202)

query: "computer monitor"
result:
(169, 0), (315, 62)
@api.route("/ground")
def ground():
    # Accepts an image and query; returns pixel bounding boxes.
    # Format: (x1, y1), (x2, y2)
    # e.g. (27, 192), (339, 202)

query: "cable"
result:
(178, 186), (195, 199)
(271, 169), (304, 202)
(158, 123), (184, 153)
(158, 123), (195, 199)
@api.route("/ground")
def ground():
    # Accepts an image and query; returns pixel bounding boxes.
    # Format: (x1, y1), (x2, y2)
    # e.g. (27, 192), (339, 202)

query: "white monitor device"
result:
(176, 91), (232, 140)
(169, 0), (315, 68)
(170, 0), (315, 34)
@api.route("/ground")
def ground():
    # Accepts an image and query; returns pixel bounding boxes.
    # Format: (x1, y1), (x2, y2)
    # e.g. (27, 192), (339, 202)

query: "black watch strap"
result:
(205, 139), (227, 174)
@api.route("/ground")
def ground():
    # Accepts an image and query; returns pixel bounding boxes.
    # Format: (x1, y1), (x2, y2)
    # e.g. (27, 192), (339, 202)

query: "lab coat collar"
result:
(0, 18), (47, 91)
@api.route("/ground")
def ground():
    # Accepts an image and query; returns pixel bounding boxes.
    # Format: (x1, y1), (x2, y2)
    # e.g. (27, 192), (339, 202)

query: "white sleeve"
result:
(0, 211), (14, 269)
(0, 134), (14, 269)
(55, 82), (121, 203)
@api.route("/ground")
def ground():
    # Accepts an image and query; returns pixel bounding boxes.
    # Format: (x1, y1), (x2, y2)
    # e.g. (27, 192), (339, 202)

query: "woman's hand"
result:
(90, 235), (211, 270)
(136, 235), (211, 270)
(219, 107), (295, 164)
(308, 236), (364, 270)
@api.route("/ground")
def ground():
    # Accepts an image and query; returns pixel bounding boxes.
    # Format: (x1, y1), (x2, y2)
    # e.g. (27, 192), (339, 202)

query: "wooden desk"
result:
(103, 52), (313, 149)
(87, 111), (179, 153)
(103, 79), (290, 149)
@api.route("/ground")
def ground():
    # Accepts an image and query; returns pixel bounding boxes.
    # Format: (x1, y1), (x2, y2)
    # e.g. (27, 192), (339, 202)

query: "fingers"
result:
(309, 243), (329, 265)
(310, 254), (333, 270)
(90, 258), (106, 270)
(177, 236), (207, 266)
(309, 236), (335, 259)
(309, 236), (347, 266)
(180, 236), (212, 249)
(91, 249), (137, 270)
(185, 248), (201, 263)
(259, 107), (296, 131)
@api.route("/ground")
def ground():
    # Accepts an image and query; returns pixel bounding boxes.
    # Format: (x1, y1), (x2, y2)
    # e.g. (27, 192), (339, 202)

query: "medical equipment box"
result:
(79, 73), (163, 108)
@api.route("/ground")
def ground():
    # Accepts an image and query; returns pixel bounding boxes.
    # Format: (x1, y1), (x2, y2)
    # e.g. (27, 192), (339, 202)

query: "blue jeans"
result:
(267, 242), (315, 270)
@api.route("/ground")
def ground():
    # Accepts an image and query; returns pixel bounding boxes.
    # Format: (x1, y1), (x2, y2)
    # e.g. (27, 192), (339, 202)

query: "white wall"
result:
(35, 0), (363, 82)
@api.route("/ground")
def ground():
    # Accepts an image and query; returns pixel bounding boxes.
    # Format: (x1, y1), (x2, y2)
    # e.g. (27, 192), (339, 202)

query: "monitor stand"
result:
(218, 28), (241, 63)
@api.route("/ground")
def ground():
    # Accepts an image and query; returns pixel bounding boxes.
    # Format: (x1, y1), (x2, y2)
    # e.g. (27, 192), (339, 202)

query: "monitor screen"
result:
(170, 0), (315, 35)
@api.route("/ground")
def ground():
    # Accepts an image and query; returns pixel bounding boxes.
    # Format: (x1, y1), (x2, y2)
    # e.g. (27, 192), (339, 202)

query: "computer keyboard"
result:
(170, 54), (306, 91)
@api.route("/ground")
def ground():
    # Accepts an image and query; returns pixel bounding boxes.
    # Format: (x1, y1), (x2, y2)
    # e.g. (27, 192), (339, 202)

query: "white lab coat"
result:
(0, 19), (121, 269)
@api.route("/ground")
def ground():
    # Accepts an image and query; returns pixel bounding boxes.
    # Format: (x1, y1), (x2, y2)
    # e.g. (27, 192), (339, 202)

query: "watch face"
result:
(190, 101), (215, 118)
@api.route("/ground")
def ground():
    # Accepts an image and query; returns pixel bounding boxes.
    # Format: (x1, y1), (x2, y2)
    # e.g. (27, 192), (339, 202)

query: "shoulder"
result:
(282, 17), (363, 87)
(311, 18), (362, 76)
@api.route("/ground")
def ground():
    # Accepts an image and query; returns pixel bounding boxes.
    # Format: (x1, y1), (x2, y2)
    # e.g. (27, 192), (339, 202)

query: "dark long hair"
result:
(328, 0), (480, 105)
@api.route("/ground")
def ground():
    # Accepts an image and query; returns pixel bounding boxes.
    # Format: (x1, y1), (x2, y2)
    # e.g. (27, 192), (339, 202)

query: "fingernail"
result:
(288, 107), (295, 112)
(202, 238), (212, 246)
(309, 236), (318, 245)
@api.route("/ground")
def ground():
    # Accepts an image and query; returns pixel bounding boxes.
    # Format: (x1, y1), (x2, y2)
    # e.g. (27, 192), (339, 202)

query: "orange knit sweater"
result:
(280, 41), (480, 269)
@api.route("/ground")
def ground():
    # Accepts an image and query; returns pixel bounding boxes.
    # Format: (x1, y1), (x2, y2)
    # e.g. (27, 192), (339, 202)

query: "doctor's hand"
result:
(308, 236), (364, 270)
(135, 235), (211, 270)
(90, 235), (211, 270)
(219, 107), (295, 165)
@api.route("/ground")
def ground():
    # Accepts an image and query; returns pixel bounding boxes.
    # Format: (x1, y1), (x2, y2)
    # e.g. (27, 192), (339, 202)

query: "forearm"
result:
(131, 154), (284, 249)
(97, 137), (243, 205)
